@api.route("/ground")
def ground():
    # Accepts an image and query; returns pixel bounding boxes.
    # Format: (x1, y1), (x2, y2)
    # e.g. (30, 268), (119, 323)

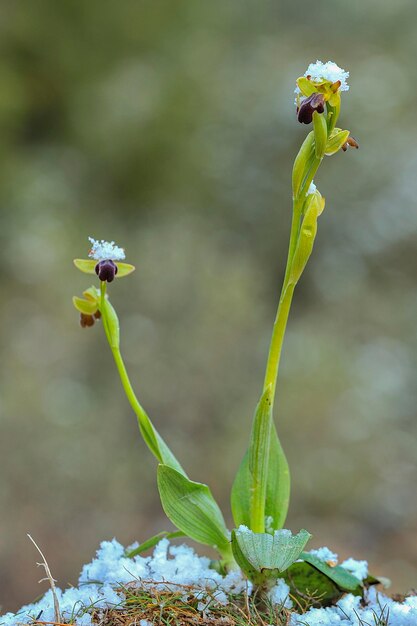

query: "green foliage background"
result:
(1, 0), (417, 612)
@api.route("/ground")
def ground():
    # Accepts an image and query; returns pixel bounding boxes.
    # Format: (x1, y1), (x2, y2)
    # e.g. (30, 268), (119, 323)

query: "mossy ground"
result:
(31, 583), (406, 626)
(87, 583), (291, 626)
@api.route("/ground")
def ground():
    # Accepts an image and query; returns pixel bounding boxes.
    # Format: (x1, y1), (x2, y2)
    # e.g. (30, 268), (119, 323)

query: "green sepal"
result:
(74, 259), (135, 278)
(116, 262), (135, 277)
(231, 421), (290, 533)
(72, 296), (98, 315)
(288, 192), (325, 285)
(313, 110), (328, 159)
(296, 77), (317, 98)
(328, 90), (341, 109)
(231, 527), (311, 584)
(73, 259), (97, 274)
(292, 131), (314, 199)
(126, 530), (185, 558)
(325, 128), (350, 156)
(157, 464), (231, 554)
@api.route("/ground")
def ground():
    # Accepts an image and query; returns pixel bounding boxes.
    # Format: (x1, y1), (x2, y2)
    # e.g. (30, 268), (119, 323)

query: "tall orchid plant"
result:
(73, 61), (360, 594)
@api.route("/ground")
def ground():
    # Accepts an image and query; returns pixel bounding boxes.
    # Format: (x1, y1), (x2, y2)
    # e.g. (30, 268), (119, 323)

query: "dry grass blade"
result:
(27, 534), (61, 625)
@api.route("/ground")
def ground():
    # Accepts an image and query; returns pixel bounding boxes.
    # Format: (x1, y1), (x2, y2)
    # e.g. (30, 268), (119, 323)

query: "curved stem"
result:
(111, 344), (151, 433)
(99, 281), (150, 436)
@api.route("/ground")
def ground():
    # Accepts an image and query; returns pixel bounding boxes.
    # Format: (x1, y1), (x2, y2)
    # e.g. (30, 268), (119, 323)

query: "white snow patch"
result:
(268, 578), (292, 609)
(0, 539), (414, 626)
(308, 546), (338, 563)
(340, 556), (368, 582)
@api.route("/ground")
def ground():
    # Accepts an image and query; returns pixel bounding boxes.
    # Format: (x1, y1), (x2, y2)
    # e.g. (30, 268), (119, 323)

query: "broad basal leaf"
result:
(231, 423), (290, 532)
(157, 465), (231, 554)
(300, 552), (362, 592)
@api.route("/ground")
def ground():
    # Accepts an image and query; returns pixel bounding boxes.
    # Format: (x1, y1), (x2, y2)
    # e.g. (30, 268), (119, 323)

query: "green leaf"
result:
(281, 561), (342, 605)
(157, 465), (231, 553)
(231, 528), (311, 583)
(247, 386), (273, 531)
(141, 417), (185, 475)
(74, 258), (97, 274)
(126, 530), (185, 558)
(116, 262), (136, 278)
(231, 423), (290, 532)
(72, 296), (98, 315)
(300, 552), (362, 592)
(313, 110), (327, 159)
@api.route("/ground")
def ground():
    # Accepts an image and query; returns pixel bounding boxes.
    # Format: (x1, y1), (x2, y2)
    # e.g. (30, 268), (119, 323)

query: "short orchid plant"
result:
(73, 61), (364, 601)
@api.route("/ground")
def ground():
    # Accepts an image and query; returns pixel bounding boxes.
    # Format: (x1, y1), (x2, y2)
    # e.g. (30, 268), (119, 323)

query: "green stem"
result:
(263, 150), (323, 405)
(111, 345), (150, 432)
(262, 282), (295, 403)
(98, 282), (185, 472)
(100, 280), (113, 347)
(109, 339), (183, 470)
(99, 282), (141, 418)
(262, 198), (300, 404)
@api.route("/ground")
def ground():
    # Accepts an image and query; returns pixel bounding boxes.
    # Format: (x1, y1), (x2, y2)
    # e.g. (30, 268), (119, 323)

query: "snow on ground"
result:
(0, 539), (415, 625)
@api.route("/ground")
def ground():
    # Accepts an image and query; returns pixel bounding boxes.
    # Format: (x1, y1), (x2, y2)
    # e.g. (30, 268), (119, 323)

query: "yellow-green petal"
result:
(73, 259), (97, 274)
(115, 262), (135, 278)
(72, 296), (98, 315)
(83, 286), (100, 302)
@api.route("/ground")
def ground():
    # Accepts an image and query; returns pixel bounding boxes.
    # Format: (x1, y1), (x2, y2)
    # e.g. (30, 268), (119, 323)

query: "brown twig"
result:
(27, 534), (61, 625)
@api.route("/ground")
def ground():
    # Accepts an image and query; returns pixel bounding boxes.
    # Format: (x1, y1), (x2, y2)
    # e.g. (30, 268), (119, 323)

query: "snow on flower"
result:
(88, 237), (126, 261)
(304, 60), (349, 91)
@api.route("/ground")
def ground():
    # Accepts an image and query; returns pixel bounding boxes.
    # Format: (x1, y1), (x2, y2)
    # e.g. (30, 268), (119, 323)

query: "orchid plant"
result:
(73, 61), (363, 599)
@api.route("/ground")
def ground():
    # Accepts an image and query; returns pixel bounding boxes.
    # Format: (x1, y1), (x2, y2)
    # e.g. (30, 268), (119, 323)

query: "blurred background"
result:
(1, 0), (417, 613)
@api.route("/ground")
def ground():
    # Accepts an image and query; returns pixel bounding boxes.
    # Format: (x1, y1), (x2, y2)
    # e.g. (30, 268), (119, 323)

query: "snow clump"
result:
(0, 539), (415, 626)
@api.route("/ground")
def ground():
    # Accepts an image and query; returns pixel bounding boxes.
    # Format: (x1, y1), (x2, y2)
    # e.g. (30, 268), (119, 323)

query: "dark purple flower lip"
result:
(95, 259), (118, 282)
(297, 93), (325, 125)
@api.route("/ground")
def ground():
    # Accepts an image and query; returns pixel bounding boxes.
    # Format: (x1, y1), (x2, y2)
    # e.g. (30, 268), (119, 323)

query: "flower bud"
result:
(313, 110), (328, 158)
(95, 259), (118, 282)
(297, 93), (325, 125)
